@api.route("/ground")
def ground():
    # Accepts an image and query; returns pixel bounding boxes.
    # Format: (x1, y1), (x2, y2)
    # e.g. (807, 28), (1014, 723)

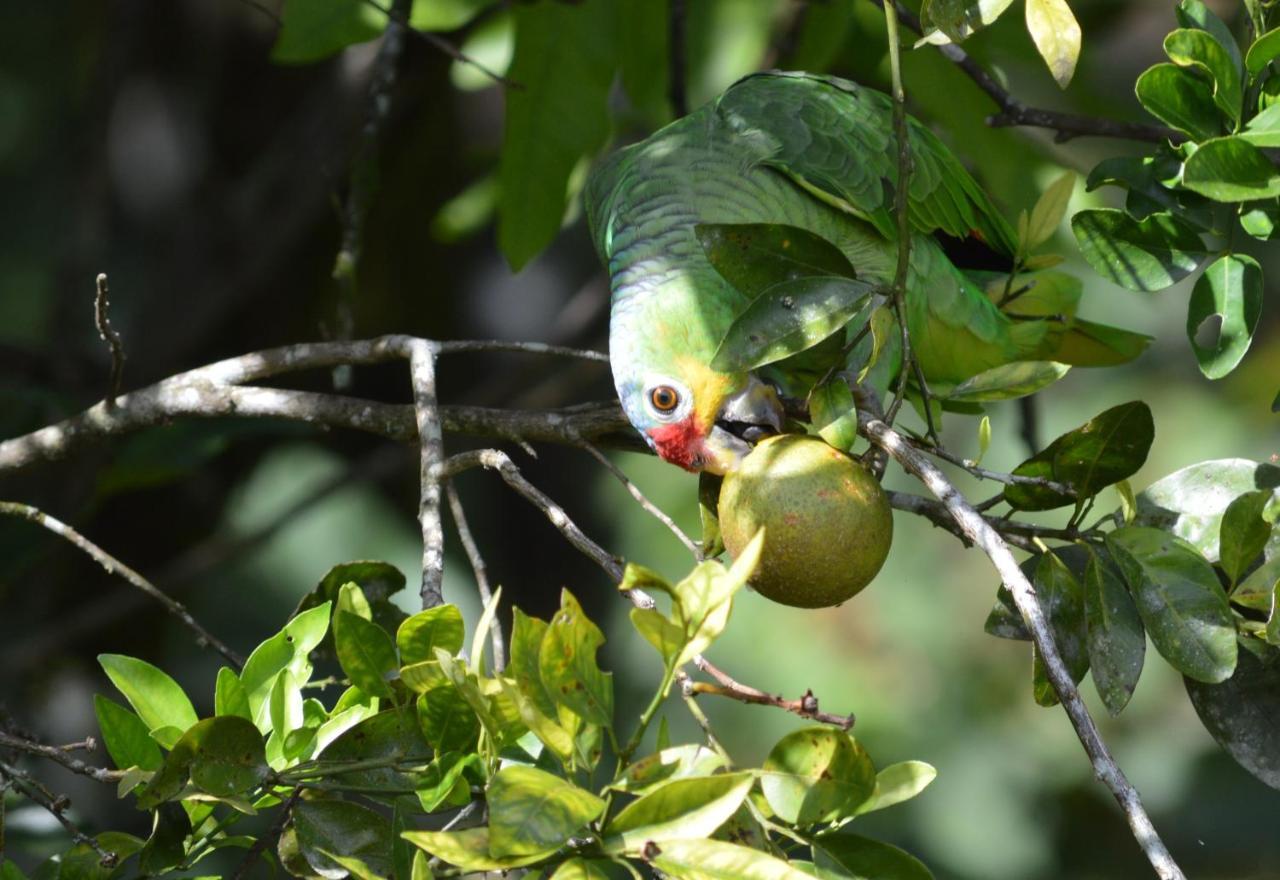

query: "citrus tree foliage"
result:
(12, 554), (936, 879)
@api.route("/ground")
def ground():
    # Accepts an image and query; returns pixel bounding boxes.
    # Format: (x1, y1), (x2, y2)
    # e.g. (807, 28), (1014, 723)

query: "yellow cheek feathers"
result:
(672, 355), (740, 433)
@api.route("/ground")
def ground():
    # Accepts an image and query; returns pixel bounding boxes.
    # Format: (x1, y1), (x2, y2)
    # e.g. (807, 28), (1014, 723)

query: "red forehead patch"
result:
(648, 417), (704, 472)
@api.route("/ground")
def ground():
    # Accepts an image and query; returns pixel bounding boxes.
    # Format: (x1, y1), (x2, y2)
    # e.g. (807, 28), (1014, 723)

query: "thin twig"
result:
(436, 339), (608, 362)
(358, 0), (517, 88)
(0, 502), (243, 669)
(233, 0), (283, 27)
(692, 657), (854, 729)
(445, 482), (506, 671)
(855, 394), (1186, 880)
(873, 0), (1181, 144)
(0, 731), (121, 784)
(230, 788), (302, 880)
(436, 449), (627, 584)
(93, 274), (125, 410)
(901, 433), (1073, 495)
(577, 439), (702, 560)
(1, 763), (118, 868)
(408, 339), (446, 608)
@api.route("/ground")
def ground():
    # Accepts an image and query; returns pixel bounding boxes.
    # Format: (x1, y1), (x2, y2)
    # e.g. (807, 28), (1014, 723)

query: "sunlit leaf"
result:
(416, 685), (480, 755)
(943, 361), (1069, 403)
(241, 602), (331, 732)
(649, 838), (818, 879)
(98, 654), (198, 747)
(214, 667), (251, 721)
(1247, 27), (1280, 76)
(1164, 29), (1242, 124)
(1025, 0), (1081, 88)
(610, 744), (728, 795)
(1025, 171), (1076, 248)
(94, 695), (163, 773)
(488, 765), (605, 857)
(1135, 63), (1221, 141)
(918, 0), (1016, 44)
(603, 772), (755, 853)
(539, 589), (614, 728)
(1184, 137), (1280, 202)
(852, 761), (938, 816)
(1185, 253), (1264, 379)
(759, 728), (876, 825)
(1107, 527), (1237, 683)
(334, 610), (398, 699)
(810, 381), (859, 452)
(1071, 208), (1207, 292)
(185, 716), (269, 798)
(402, 827), (550, 872)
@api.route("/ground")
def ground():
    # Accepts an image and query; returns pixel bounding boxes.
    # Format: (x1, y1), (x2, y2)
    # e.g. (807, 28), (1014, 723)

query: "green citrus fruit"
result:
(718, 434), (893, 608)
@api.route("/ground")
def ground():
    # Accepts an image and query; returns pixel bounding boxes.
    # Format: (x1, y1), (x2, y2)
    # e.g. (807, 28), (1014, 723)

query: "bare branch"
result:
(0, 731), (121, 784)
(409, 339), (446, 608)
(902, 433), (1074, 496)
(445, 482), (505, 671)
(93, 273), (126, 409)
(0, 502), (244, 669)
(437, 448), (627, 585)
(577, 439), (702, 560)
(1, 763), (118, 867)
(856, 396), (1186, 880)
(873, 0), (1181, 144)
(692, 657), (855, 729)
(437, 339), (608, 362)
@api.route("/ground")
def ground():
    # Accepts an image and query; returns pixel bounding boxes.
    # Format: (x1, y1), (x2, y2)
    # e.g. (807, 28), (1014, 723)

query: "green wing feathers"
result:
(716, 72), (1019, 257)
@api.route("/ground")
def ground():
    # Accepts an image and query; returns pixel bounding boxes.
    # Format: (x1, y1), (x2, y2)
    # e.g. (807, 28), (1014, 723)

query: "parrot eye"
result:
(649, 385), (680, 414)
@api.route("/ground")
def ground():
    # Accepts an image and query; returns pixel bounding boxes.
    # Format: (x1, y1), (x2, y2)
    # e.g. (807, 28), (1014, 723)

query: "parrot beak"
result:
(701, 379), (786, 474)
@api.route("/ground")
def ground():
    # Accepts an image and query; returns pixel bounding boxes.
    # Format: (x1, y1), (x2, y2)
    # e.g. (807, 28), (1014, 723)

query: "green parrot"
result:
(586, 71), (1128, 474)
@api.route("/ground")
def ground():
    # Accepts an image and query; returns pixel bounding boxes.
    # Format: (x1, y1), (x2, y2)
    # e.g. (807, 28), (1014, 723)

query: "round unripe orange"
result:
(718, 434), (893, 608)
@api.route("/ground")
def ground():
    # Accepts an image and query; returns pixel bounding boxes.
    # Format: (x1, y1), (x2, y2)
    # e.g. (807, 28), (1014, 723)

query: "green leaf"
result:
(98, 654), (198, 744)
(699, 472), (725, 559)
(919, 0), (1016, 44)
(498, 0), (616, 269)
(1239, 203), (1279, 239)
(695, 223), (858, 298)
(271, 0), (383, 63)
(549, 858), (626, 879)
(94, 695), (163, 772)
(673, 533), (764, 667)
(1071, 208), (1207, 292)
(1237, 102), (1280, 147)
(183, 716), (269, 797)
(1025, 0), (1081, 88)
(402, 827), (552, 872)
(509, 608), (559, 717)
(812, 832), (934, 880)
(711, 276), (877, 373)
(1046, 318), (1154, 368)
(1220, 490), (1274, 585)
(138, 803), (191, 874)
(337, 582), (373, 620)
(1025, 171), (1076, 248)
(759, 728), (876, 825)
(1164, 29), (1243, 124)
(1107, 526), (1237, 683)
(294, 798), (395, 880)
(810, 382), (859, 452)
(410, 0), (488, 32)
(411, 850), (433, 880)
(1184, 644), (1280, 789)
(976, 416), (992, 465)
(320, 706), (433, 797)
(1134, 459), (1280, 562)
(611, 744), (728, 795)
(1183, 137), (1280, 201)
(334, 610), (398, 699)
(416, 686), (480, 754)
(415, 752), (482, 813)
(241, 602), (332, 731)
(495, 677), (575, 764)
(397, 604), (465, 666)
(470, 586), (503, 674)
(648, 838), (823, 880)
(604, 772), (755, 853)
(1247, 27), (1280, 76)
(214, 667), (251, 721)
(852, 761), (938, 816)
(1085, 153), (1213, 228)
(399, 660), (448, 694)
(1005, 401), (1154, 511)
(539, 590), (614, 728)
(942, 361), (1070, 403)
(1135, 62), (1222, 141)
(1030, 554), (1089, 707)
(487, 765), (605, 858)
(1176, 0), (1243, 72)
(1186, 253), (1264, 379)
(1084, 548), (1146, 716)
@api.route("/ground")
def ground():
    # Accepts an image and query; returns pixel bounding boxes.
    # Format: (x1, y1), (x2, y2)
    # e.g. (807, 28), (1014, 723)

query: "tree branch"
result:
(409, 339), (446, 607)
(855, 396), (1186, 880)
(1, 763), (118, 868)
(0, 502), (244, 669)
(0, 731), (122, 784)
(691, 656), (855, 729)
(872, 0), (1182, 144)
(445, 482), (505, 671)
(93, 273), (126, 409)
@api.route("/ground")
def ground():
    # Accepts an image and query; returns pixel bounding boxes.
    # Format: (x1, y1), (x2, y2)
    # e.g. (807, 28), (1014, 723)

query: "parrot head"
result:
(614, 356), (785, 475)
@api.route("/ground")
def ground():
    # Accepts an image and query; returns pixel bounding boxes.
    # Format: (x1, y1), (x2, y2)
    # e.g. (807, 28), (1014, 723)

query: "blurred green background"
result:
(1, 0), (1278, 877)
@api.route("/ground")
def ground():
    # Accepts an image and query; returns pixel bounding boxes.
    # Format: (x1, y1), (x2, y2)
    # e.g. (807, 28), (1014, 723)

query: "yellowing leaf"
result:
(1025, 0), (1082, 88)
